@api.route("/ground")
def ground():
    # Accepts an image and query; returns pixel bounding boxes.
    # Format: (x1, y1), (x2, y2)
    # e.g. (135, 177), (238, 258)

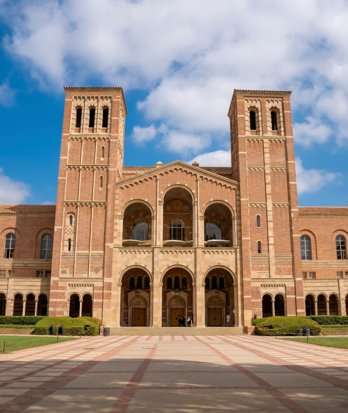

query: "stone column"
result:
(314, 299), (318, 315)
(34, 299), (38, 316)
(79, 299), (83, 317)
(195, 279), (205, 327)
(272, 298), (275, 317)
(22, 299), (26, 316)
(326, 299), (330, 315)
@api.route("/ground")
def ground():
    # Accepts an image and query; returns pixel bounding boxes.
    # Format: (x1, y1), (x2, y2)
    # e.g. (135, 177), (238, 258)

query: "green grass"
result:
(0, 336), (76, 353)
(284, 336), (348, 349)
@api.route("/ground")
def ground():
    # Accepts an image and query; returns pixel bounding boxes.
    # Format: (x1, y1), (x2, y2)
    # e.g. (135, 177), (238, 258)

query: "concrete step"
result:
(107, 326), (244, 336)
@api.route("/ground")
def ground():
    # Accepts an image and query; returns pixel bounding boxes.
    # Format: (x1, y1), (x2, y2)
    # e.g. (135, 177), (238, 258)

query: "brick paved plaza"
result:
(0, 335), (347, 412)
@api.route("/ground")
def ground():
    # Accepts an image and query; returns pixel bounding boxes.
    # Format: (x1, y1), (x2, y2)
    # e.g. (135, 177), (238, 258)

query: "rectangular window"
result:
(89, 107), (96, 128)
(308, 272), (316, 279)
(337, 271), (343, 279)
(36, 270), (44, 278)
(102, 107), (109, 128)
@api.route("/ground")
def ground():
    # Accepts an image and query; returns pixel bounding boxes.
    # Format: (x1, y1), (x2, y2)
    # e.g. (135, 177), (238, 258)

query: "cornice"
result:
(64, 201), (107, 208)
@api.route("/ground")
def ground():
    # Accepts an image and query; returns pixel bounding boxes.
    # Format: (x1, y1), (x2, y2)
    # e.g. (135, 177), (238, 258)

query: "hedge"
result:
(308, 316), (348, 325)
(34, 317), (101, 336)
(0, 316), (45, 325)
(255, 316), (321, 336)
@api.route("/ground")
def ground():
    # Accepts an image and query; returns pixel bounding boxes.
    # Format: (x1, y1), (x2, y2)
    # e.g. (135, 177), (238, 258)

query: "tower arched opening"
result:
(204, 203), (233, 247)
(123, 203), (152, 246)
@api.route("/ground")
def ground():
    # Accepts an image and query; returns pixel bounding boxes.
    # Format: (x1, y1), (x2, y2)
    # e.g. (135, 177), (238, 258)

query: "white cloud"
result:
(189, 150), (231, 167)
(0, 169), (30, 203)
(132, 124), (157, 144)
(296, 158), (338, 195)
(0, 81), (15, 106)
(294, 117), (331, 147)
(3, 0), (348, 152)
(163, 130), (210, 156)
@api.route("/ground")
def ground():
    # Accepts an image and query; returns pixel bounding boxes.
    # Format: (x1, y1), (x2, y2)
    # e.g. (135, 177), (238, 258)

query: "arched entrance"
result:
(37, 294), (48, 316)
(204, 203), (233, 247)
(122, 202), (152, 246)
(305, 294), (315, 316)
(274, 294), (285, 316)
(162, 268), (193, 326)
(317, 294), (327, 315)
(205, 268), (235, 326)
(82, 294), (93, 317)
(120, 268), (151, 326)
(69, 293), (80, 317)
(329, 294), (339, 315)
(13, 293), (23, 316)
(25, 293), (35, 316)
(0, 293), (6, 316)
(262, 294), (272, 318)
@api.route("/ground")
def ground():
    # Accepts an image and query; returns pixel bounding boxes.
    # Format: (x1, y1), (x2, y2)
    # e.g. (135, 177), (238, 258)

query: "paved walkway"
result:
(0, 335), (347, 412)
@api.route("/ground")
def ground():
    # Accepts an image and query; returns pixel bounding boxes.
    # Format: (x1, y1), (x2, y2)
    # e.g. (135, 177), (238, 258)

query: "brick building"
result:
(1, 87), (347, 328)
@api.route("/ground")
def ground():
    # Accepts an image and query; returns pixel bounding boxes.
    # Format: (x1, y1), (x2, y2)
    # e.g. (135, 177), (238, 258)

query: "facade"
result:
(1, 87), (348, 328)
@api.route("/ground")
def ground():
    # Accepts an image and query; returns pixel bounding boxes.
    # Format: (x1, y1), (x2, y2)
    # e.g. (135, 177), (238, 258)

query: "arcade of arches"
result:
(119, 266), (236, 327)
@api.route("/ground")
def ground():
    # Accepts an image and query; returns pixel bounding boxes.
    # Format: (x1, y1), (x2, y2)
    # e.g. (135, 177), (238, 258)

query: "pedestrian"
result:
(226, 313), (231, 326)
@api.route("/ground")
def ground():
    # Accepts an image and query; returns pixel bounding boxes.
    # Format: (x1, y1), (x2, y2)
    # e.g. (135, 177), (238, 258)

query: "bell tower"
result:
(229, 90), (304, 324)
(49, 87), (127, 319)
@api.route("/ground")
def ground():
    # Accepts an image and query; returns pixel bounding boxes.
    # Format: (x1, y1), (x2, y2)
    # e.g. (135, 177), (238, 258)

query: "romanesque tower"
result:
(49, 87), (127, 319)
(229, 90), (305, 323)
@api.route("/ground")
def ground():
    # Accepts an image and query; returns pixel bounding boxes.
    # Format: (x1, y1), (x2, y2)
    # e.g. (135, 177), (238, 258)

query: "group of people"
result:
(177, 313), (193, 327)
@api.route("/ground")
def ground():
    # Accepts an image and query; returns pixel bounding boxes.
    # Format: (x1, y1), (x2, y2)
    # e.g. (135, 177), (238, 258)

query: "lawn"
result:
(0, 336), (76, 353)
(285, 336), (348, 349)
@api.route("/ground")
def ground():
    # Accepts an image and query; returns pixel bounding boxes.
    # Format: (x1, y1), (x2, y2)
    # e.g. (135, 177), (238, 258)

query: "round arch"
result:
(329, 293), (339, 315)
(37, 293), (48, 316)
(120, 267), (151, 326)
(317, 293), (328, 315)
(13, 292), (24, 316)
(262, 294), (272, 318)
(204, 203), (233, 247)
(122, 202), (153, 246)
(162, 266), (193, 327)
(69, 293), (80, 318)
(162, 184), (195, 203)
(25, 293), (36, 316)
(305, 294), (315, 316)
(0, 292), (6, 316)
(274, 293), (285, 316)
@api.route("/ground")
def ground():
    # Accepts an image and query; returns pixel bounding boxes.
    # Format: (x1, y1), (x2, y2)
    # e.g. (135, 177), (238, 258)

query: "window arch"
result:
(69, 293), (80, 318)
(5, 233), (16, 258)
(68, 238), (72, 252)
(101, 145), (105, 159)
(249, 109), (257, 130)
(68, 214), (74, 226)
(300, 235), (312, 260)
(102, 107), (109, 128)
(257, 241), (262, 254)
(0, 293), (6, 316)
(256, 215), (261, 228)
(336, 235), (347, 259)
(275, 294), (285, 316)
(170, 219), (185, 241)
(99, 176), (103, 189)
(89, 106), (96, 128)
(271, 110), (278, 130)
(82, 294), (93, 317)
(40, 233), (53, 259)
(75, 106), (82, 128)
(262, 294), (272, 317)
(13, 293), (23, 316)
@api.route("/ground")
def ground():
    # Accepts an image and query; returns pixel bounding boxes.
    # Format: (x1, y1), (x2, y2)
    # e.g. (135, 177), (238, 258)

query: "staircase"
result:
(108, 326), (244, 336)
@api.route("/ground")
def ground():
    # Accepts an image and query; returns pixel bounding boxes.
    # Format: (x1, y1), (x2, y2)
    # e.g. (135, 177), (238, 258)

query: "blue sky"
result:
(1, 0), (348, 206)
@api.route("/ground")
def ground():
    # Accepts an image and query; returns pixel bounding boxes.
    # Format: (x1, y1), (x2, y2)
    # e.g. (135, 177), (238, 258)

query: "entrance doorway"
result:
(132, 308), (146, 326)
(207, 307), (222, 326)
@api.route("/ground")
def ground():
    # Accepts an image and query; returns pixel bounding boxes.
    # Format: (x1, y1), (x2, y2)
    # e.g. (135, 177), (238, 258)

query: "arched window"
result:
(99, 176), (103, 189)
(68, 238), (72, 252)
(256, 215), (261, 228)
(101, 146), (105, 159)
(205, 277), (210, 289)
(257, 241), (262, 254)
(40, 233), (53, 259)
(174, 276), (180, 289)
(317, 294), (327, 315)
(129, 277), (135, 290)
(69, 214), (74, 226)
(102, 107), (109, 128)
(301, 235), (312, 260)
(329, 294), (339, 315)
(219, 277), (224, 290)
(167, 277), (172, 289)
(249, 110), (256, 130)
(132, 222), (148, 241)
(212, 276), (217, 290)
(75, 107), (82, 128)
(336, 235), (347, 259)
(205, 222), (222, 240)
(5, 233), (16, 258)
(182, 277), (187, 289)
(271, 110), (278, 130)
(89, 107), (96, 128)
(144, 276), (150, 289)
(170, 219), (185, 241)
(136, 276), (142, 290)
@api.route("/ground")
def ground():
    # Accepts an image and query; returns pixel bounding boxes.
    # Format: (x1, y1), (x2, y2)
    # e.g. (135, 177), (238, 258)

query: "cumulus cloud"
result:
(0, 81), (15, 106)
(0, 169), (30, 203)
(132, 124), (157, 144)
(294, 117), (331, 147)
(296, 158), (338, 195)
(2, 0), (348, 153)
(189, 150), (231, 167)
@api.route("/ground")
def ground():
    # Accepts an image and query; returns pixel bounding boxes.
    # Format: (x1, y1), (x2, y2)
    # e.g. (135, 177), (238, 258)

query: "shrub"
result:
(308, 316), (348, 325)
(0, 316), (45, 325)
(255, 316), (321, 336)
(252, 317), (267, 326)
(34, 317), (101, 336)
